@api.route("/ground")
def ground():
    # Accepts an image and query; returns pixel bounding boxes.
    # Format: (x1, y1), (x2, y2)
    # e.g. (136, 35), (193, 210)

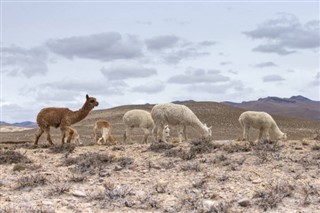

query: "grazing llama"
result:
(64, 126), (81, 145)
(238, 111), (287, 142)
(34, 94), (99, 145)
(151, 103), (212, 143)
(93, 120), (117, 145)
(123, 109), (170, 143)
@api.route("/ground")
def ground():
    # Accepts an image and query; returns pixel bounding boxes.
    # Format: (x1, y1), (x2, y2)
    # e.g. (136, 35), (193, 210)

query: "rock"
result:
(114, 165), (123, 171)
(238, 198), (251, 207)
(202, 199), (218, 212)
(72, 190), (87, 197)
(251, 178), (262, 184)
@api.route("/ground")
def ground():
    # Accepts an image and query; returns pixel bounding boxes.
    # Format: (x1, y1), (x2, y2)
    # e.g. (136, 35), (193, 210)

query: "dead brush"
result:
(301, 183), (319, 206)
(164, 147), (196, 160)
(15, 174), (47, 190)
(253, 181), (294, 211)
(180, 160), (202, 172)
(48, 143), (76, 154)
(222, 141), (251, 153)
(189, 139), (218, 155)
(148, 142), (175, 153)
(0, 150), (32, 164)
(253, 140), (281, 152)
(48, 183), (71, 196)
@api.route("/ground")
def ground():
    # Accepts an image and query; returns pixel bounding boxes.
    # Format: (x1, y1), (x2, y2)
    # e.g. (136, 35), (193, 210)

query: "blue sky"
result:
(1, 1), (319, 123)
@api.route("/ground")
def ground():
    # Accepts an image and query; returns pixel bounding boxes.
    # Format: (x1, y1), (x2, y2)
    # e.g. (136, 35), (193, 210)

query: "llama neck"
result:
(189, 116), (207, 136)
(271, 124), (283, 137)
(69, 104), (93, 125)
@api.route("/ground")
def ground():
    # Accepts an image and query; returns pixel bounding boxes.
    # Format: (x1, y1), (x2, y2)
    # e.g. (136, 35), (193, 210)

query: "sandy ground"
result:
(1, 137), (320, 213)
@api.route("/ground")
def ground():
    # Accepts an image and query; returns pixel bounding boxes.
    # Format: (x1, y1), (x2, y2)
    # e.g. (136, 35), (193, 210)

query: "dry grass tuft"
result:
(48, 183), (71, 196)
(148, 142), (175, 153)
(48, 143), (76, 154)
(15, 174), (47, 190)
(253, 181), (294, 211)
(0, 150), (32, 164)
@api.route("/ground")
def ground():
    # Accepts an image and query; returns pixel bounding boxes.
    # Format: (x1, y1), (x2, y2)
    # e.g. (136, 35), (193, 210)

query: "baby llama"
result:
(34, 94), (99, 145)
(151, 103), (212, 143)
(93, 120), (117, 145)
(238, 111), (287, 142)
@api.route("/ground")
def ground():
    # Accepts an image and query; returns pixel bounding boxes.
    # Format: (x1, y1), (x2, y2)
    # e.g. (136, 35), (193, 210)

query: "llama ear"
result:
(86, 94), (89, 100)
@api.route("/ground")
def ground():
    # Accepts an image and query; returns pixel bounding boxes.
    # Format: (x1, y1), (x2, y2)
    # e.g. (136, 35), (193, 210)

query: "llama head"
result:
(203, 123), (212, 137)
(280, 132), (287, 141)
(85, 94), (99, 110)
(163, 125), (170, 139)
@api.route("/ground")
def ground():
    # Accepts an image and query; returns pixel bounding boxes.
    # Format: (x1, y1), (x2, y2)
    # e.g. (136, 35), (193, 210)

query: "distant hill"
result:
(0, 121), (37, 128)
(222, 95), (320, 120)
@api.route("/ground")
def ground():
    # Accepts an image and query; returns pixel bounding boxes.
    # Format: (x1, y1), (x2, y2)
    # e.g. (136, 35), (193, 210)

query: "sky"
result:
(1, 1), (319, 123)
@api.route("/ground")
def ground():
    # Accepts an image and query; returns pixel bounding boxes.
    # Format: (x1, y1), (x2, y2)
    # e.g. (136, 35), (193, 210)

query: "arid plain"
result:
(1, 102), (320, 212)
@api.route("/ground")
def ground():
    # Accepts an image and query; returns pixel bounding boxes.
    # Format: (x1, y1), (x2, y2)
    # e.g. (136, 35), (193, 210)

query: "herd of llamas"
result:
(33, 94), (287, 146)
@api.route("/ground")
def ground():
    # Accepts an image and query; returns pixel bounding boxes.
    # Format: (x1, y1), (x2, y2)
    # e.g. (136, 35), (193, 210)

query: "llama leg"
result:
(244, 126), (250, 142)
(34, 128), (44, 145)
(178, 126), (184, 143)
(60, 126), (67, 144)
(256, 128), (263, 143)
(152, 126), (158, 142)
(158, 125), (167, 143)
(183, 125), (188, 142)
(102, 128), (109, 145)
(265, 129), (270, 141)
(123, 129), (127, 143)
(142, 128), (150, 143)
(44, 127), (54, 145)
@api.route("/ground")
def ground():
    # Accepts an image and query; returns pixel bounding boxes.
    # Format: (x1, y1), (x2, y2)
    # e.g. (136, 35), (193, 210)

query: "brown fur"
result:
(65, 126), (81, 144)
(34, 94), (99, 145)
(93, 120), (117, 145)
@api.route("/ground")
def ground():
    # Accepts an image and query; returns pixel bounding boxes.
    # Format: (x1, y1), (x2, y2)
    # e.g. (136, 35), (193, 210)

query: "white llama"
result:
(151, 103), (212, 143)
(238, 111), (287, 142)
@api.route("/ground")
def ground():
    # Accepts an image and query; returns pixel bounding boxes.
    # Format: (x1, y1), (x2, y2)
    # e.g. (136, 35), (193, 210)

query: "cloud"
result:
(145, 35), (215, 64)
(100, 64), (157, 80)
(262, 75), (285, 82)
(46, 32), (143, 61)
(145, 35), (180, 51)
(185, 80), (253, 95)
(253, 61), (277, 68)
(2, 45), (48, 77)
(310, 72), (320, 87)
(131, 80), (165, 94)
(168, 68), (230, 84)
(220, 61), (233, 66)
(22, 79), (128, 105)
(244, 14), (320, 55)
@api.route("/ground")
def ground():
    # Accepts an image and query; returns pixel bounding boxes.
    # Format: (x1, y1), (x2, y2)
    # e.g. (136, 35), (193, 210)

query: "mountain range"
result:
(222, 95), (320, 120)
(1, 95), (319, 128)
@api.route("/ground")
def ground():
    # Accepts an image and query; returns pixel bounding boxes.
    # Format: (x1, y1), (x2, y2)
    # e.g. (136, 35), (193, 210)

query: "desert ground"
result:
(1, 102), (320, 213)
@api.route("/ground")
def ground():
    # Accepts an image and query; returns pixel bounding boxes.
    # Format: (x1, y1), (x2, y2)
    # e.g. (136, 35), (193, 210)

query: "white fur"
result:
(238, 111), (287, 142)
(151, 103), (212, 143)
(123, 109), (170, 143)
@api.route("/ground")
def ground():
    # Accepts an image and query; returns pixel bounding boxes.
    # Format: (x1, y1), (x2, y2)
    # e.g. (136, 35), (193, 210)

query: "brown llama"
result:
(34, 94), (99, 145)
(93, 120), (117, 145)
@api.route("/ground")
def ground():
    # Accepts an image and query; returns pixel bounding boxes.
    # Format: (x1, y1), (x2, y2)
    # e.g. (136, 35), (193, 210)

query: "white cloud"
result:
(253, 62), (277, 68)
(100, 64), (157, 80)
(263, 75), (285, 82)
(168, 68), (230, 84)
(131, 80), (165, 94)
(46, 32), (143, 61)
(2, 46), (49, 77)
(244, 14), (320, 55)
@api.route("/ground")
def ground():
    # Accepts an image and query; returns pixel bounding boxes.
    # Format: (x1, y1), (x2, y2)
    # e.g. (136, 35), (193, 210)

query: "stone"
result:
(238, 198), (251, 207)
(72, 190), (87, 197)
